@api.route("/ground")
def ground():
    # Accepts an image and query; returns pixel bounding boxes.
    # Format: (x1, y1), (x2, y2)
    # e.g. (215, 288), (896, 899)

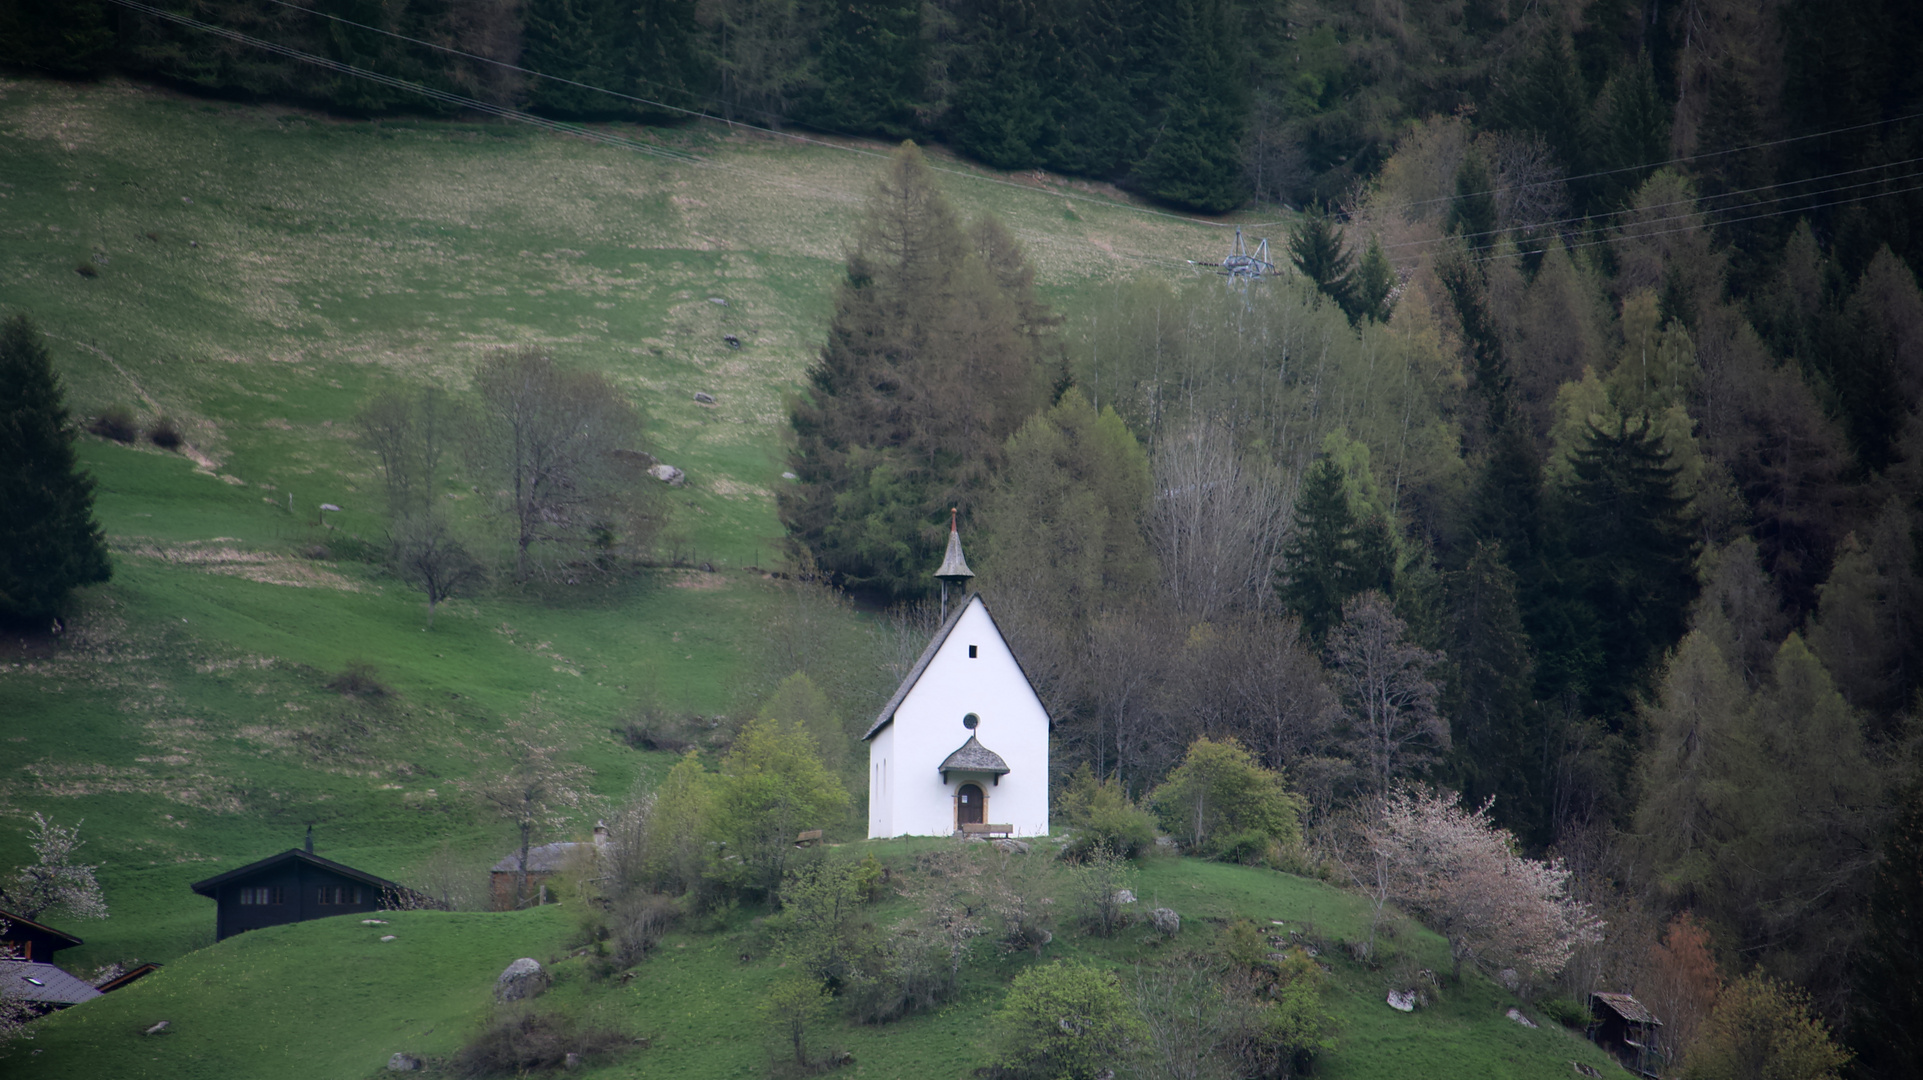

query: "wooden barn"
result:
(189, 840), (418, 941)
(0, 908), (84, 964)
(1589, 991), (1664, 1078)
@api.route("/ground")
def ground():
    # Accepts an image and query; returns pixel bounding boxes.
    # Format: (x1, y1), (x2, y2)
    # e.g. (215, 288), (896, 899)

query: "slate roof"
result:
(0, 961), (101, 1007)
(934, 525), (975, 580)
(863, 594), (1047, 740)
(1592, 992), (1661, 1026)
(938, 734), (1010, 776)
(188, 849), (408, 898)
(490, 841), (589, 875)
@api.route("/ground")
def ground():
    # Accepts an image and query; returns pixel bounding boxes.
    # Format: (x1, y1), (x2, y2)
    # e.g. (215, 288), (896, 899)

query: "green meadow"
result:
(2, 76), (1623, 1077)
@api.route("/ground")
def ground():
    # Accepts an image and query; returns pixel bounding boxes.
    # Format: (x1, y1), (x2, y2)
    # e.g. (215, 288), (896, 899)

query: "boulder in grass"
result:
(387, 1053), (422, 1071)
(1150, 908), (1180, 936)
(648, 464), (685, 487)
(693, 391), (716, 404)
(494, 958), (549, 1002)
(1387, 990), (1418, 1012)
(1113, 889), (1136, 905)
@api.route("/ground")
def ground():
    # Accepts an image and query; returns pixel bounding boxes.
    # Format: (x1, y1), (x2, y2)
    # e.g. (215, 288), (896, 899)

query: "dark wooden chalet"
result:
(1589, 991), (1664, 1078)
(0, 908), (84, 963)
(190, 847), (416, 941)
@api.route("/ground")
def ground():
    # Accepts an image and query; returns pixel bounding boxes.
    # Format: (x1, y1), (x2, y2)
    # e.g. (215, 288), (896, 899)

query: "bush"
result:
(146, 416), (183, 449)
(88, 403), (137, 443)
(451, 1006), (635, 1077)
(1067, 842), (1135, 938)
(610, 892), (681, 969)
(325, 661), (390, 697)
(1148, 737), (1304, 863)
(986, 961), (1145, 1080)
(1537, 994), (1588, 1029)
(1055, 766), (1157, 860)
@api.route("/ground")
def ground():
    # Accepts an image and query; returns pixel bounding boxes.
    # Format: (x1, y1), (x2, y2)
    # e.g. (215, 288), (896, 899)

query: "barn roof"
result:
(1592, 992), (1661, 1026)
(0, 908), (85, 952)
(188, 849), (407, 898)
(0, 961), (102, 1007)
(94, 962), (162, 994)
(863, 594), (1046, 740)
(490, 841), (590, 875)
(939, 734), (1010, 776)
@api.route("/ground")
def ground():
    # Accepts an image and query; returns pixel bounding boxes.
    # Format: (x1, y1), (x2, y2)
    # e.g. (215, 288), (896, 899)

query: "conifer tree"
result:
(1445, 149), (1497, 250)
(1274, 456), (1391, 645)
(1288, 207), (1355, 316)
(1350, 235), (1396, 324)
(1547, 415), (1698, 719)
(1127, 0), (1249, 212)
(1443, 542), (1543, 842)
(0, 315), (110, 625)
(1854, 777), (1923, 1079)
(1036, 0), (1150, 178)
(945, 0), (1050, 170)
(782, 144), (1053, 600)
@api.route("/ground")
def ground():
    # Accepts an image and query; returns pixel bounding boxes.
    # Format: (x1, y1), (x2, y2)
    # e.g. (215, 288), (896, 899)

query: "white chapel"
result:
(862, 521), (1050, 838)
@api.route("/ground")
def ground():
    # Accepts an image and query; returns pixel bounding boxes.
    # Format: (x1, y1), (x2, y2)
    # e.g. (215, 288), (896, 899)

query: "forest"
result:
(3, 0), (1921, 1077)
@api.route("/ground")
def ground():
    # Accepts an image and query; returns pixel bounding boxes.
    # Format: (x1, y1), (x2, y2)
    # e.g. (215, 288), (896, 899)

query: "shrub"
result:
(325, 661), (390, 697)
(1148, 737), (1305, 863)
(1067, 842), (1134, 938)
(610, 892), (681, 969)
(762, 975), (835, 1071)
(451, 1006), (635, 1077)
(146, 416), (183, 449)
(1055, 765), (1157, 860)
(1537, 994), (1588, 1029)
(88, 403), (137, 443)
(986, 961), (1145, 1080)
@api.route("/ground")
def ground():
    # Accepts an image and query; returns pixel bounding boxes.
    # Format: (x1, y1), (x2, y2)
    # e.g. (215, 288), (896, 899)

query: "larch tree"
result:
(782, 142), (1054, 601)
(1681, 972), (1850, 1080)
(0, 314), (110, 625)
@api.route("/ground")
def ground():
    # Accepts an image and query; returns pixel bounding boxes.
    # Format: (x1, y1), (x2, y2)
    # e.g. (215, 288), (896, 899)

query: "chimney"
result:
(304, 825), (314, 854)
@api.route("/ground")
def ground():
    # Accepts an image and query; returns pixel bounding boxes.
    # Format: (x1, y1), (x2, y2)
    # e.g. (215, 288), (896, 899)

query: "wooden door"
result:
(957, 784), (985, 827)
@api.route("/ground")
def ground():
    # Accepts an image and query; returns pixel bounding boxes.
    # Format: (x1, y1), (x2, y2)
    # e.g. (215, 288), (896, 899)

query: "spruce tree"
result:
(1127, 0), (1249, 212)
(1037, 0), (1150, 179)
(1288, 207), (1355, 315)
(1855, 777), (1923, 1079)
(0, 315), (111, 625)
(945, 0), (1050, 170)
(1442, 542), (1544, 844)
(1274, 456), (1388, 645)
(1548, 416), (1698, 720)
(1350, 235), (1396, 324)
(1444, 149), (1497, 250)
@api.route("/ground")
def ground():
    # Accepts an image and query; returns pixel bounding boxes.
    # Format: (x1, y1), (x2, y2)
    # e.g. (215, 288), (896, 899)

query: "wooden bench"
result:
(794, 829), (824, 847)
(961, 823), (1014, 838)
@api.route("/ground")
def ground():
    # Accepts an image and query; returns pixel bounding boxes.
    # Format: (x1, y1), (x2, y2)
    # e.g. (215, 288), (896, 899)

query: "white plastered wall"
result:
(866, 597), (1050, 838)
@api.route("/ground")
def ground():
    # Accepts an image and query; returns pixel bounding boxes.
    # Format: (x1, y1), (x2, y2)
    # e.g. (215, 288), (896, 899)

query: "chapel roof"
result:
(938, 734), (1010, 776)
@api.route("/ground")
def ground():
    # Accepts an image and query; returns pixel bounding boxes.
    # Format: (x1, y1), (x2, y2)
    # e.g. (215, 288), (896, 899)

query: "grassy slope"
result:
(22, 849), (1621, 1080)
(1, 76), (1622, 1078)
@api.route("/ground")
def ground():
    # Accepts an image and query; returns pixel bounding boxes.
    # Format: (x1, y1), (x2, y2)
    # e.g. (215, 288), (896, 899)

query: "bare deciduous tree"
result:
(1147, 423), (1289, 624)
(1325, 592), (1447, 796)
(474, 349), (663, 580)
(356, 385), (459, 526)
(468, 703), (589, 908)
(391, 512), (486, 628)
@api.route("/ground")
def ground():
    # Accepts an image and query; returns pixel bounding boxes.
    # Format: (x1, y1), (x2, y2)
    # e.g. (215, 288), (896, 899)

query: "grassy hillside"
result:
(0, 75), (1626, 1079)
(0, 71), (1226, 967)
(20, 847), (1622, 1080)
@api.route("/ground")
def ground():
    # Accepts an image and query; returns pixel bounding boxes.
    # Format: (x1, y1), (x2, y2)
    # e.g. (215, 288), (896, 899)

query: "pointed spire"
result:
(934, 507), (974, 583)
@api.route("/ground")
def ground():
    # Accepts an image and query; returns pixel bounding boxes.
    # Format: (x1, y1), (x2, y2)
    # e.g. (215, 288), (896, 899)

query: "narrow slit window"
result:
(968, 645), (978, 658)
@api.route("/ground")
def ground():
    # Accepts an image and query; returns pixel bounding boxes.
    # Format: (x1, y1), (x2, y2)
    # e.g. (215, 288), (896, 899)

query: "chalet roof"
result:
(0, 908), (84, 952)
(188, 849), (407, 898)
(939, 734), (1010, 776)
(0, 961), (101, 1007)
(94, 962), (162, 994)
(863, 594), (1046, 740)
(1592, 992), (1661, 1026)
(490, 841), (591, 875)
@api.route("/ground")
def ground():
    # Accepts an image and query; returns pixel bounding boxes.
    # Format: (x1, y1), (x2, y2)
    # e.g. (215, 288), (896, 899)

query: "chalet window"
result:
(968, 645), (977, 657)
(239, 886), (283, 905)
(317, 885), (362, 905)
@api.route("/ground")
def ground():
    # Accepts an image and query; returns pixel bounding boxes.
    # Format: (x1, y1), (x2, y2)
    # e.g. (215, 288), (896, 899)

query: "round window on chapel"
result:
(963, 713), (979, 730)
